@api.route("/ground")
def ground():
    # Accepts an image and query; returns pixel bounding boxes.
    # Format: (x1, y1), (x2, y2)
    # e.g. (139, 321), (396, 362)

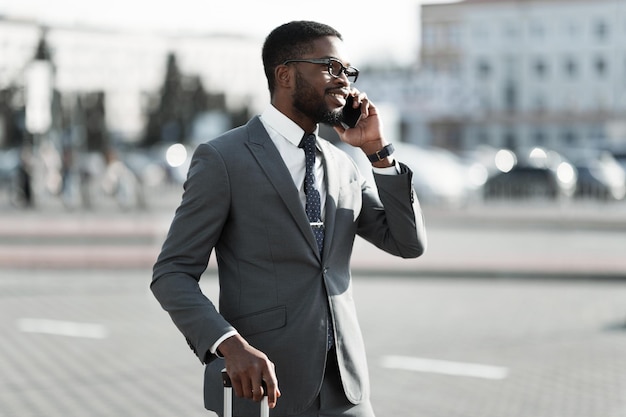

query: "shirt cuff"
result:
(210, 330), (239, 357)
(372, 160), (400, 175)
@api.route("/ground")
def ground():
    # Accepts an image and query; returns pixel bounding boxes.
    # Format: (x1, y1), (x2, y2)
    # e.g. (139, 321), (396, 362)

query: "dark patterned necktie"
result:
(300, 134), (324, 255)
(300, 133), (333, 350)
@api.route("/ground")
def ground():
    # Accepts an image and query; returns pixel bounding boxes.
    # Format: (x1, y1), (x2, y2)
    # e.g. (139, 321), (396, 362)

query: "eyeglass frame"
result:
(282, 58), (359, 83)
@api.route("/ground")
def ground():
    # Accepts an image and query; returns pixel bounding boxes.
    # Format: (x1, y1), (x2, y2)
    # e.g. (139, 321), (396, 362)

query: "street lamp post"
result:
(21, 29), (55, 207)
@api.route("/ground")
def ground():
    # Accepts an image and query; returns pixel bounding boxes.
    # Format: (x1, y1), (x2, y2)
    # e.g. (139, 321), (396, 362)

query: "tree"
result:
(143, 53), (187, 147)
(0, 85), (26, 149)
(142, 52), (234, 147)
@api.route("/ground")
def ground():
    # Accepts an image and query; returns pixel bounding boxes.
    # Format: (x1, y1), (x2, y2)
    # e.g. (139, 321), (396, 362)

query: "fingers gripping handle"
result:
(222, 369), (234, 417)
(221, 369), (269, 417)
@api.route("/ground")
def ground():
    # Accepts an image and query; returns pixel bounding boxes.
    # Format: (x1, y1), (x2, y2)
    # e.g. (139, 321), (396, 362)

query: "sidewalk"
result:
(1, 197), (625, 279)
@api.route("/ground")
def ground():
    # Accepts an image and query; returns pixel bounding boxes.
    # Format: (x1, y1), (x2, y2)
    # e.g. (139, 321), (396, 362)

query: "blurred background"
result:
(1, 0), (626, 209)
(1, 1), (625, 416)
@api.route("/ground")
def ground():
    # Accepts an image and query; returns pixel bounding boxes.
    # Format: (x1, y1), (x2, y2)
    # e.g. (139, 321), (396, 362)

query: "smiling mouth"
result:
(328, 90), (348, 106)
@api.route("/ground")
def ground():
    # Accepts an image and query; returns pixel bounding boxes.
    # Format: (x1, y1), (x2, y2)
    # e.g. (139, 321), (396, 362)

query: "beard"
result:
(293, 72), (343, 126)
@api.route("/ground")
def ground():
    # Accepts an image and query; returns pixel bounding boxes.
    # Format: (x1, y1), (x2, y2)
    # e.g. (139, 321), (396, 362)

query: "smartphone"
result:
(341, 95), (362, 129)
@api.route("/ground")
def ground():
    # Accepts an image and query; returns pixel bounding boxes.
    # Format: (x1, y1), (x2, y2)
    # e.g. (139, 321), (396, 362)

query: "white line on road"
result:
(17, 318), (108, 339)
(380, 355), (509, 380)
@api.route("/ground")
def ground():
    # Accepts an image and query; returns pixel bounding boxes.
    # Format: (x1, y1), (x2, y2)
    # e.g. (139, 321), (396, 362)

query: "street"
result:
(1, 189), (626, 416)
(1, 270), (626, 417)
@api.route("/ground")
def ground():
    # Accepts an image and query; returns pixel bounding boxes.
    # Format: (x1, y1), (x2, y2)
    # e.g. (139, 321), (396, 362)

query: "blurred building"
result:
(0, 16), (267, 143)
(421, 0), (626, 153)
(356, 67), (479, 148)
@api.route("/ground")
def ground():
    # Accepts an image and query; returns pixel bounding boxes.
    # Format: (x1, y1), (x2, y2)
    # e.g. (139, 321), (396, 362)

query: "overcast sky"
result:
(0, 0), (454, 65)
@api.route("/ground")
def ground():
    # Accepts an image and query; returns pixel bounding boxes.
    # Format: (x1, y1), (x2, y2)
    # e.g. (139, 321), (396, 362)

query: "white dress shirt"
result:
(259, 105), (398, 206)
(260, 105), (327, 218)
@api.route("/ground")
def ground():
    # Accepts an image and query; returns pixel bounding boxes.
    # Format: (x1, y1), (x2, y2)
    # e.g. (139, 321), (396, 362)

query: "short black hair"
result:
(262, 21), (343, 94)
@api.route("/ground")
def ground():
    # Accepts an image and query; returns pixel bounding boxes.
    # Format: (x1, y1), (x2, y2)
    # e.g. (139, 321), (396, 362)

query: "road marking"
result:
(380, 355), (509, 380)
(17, 318), (108, 339)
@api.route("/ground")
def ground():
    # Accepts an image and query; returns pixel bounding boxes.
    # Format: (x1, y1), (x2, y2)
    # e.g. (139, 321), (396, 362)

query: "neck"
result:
(271, 98), (317, 135)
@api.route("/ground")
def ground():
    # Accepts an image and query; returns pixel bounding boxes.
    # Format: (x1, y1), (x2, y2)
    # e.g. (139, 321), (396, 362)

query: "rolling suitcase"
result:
(222, 369), (269, 417)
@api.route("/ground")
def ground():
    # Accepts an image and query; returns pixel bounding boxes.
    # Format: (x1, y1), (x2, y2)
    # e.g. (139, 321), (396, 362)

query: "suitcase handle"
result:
(222, 369), (269, 417)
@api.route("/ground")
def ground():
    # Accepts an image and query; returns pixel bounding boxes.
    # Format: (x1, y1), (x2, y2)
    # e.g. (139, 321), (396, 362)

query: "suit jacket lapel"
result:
(244, 117), (320, 256)
(320, 140), (338, 261)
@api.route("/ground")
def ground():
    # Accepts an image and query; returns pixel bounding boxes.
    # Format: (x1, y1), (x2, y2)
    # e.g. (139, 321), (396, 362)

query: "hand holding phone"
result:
(340, 95), (362, 129)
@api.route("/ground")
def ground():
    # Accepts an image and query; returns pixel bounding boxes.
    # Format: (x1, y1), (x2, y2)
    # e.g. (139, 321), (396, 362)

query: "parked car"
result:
(483, 147), (577, 200)
(565, 149), (626, 201)
(398, 143), (485, 206)
(337, 141), (483, 207)
(608, 145), (626, 182)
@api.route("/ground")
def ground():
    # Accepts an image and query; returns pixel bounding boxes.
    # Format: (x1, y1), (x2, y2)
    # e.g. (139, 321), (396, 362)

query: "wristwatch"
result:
(367, 143), (395, 162)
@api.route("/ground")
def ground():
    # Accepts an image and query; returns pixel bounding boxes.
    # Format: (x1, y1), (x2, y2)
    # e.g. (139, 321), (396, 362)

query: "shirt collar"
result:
(261, 105), (319, 147)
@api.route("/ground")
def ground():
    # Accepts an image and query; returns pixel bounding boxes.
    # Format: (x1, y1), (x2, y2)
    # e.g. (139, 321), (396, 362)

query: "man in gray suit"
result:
(151, 20), (427, 417)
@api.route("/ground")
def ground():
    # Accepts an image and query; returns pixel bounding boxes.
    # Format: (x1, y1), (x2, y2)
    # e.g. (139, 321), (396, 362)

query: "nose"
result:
(335, 70), (351, 85)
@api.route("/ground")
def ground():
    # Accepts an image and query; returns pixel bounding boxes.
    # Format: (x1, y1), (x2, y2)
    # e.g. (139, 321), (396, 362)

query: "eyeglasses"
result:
(282, 58), (359, 83)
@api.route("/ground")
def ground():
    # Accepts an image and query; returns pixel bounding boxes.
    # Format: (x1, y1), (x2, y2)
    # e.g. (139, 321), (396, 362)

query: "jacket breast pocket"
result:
(337, 179), (362, 215)
(229, 306), (286, 337)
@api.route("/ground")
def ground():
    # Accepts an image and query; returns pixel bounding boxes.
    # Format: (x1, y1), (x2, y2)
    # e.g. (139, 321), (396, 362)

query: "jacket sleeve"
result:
(151, 143), (235, 363)
(357, 161), (427, 259)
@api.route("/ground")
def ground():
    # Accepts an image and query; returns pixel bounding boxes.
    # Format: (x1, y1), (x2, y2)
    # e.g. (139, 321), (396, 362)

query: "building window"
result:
(594, 19), (609, 41)
(563, 20), (580, 40)
(533, 130), (546, 146)
(472, 22), (489, 41)
(503, 56), (518, 78)
(504, 131), (517, 150)
(594, 56), (607, 77)
(447, 25), (461, 47)
(534, 58), (548, 78)
(589, 125), (604, 141)
(564, 21), (580, 39)
(564, 57), (577, 78)
(477, 59), (491, 79)
(529, 20), (545, 39)
(476, 129), (490, 145)
(504, 82), (517, 112)
(423, 25), (436, 49)
(562, 130), (577, 145)
(448, 61), (462, 76)
(503, 21), (519, 39)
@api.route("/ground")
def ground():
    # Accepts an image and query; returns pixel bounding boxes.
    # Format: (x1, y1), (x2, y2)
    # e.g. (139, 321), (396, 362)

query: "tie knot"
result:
(299, 134), (316, 151)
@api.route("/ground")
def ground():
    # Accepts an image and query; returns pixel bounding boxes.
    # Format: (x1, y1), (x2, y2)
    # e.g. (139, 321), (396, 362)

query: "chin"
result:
(321, 109), (343, 126)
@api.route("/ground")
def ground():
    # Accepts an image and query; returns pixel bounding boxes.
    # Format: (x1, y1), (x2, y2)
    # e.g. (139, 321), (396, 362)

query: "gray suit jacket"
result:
(151, 116), (426, 416)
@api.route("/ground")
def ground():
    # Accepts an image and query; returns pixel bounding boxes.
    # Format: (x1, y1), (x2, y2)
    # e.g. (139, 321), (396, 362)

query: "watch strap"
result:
(367, 143), (395, 162)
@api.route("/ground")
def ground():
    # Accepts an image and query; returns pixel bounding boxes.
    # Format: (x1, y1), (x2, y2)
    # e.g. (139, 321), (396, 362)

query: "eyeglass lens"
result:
(329, 60), (356, 80)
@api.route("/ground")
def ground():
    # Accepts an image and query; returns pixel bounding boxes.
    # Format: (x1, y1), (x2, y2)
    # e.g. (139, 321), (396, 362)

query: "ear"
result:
(275, 64), (293, 89)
